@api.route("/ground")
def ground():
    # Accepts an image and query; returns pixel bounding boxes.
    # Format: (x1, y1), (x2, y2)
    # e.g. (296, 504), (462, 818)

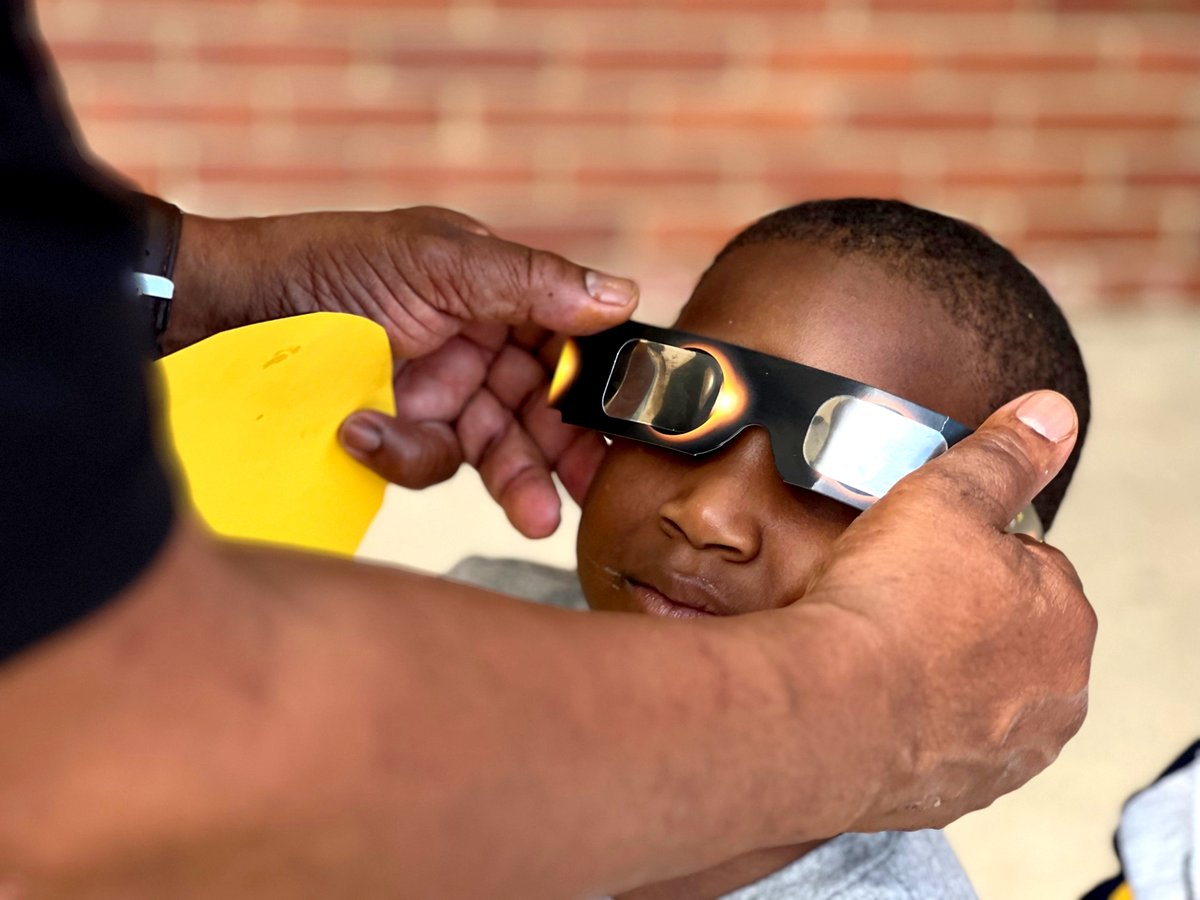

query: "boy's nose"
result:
(657, 429), (776, 563)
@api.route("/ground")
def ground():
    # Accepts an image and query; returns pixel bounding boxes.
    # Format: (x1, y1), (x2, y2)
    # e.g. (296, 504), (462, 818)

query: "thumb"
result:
(460, 233), (640, 335)
(891, 390), (1080, 531)
(339, 411), (462, 490)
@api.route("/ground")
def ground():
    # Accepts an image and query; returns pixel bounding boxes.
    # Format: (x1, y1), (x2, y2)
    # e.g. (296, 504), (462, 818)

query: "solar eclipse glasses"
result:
(550, 321), (1043, 539)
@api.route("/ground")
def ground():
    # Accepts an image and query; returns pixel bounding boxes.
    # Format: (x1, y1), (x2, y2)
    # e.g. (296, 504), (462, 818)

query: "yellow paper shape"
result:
(158, 312), (394, 556)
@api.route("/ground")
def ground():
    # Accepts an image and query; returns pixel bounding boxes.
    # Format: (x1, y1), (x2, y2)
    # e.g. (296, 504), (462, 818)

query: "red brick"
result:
(292, 107), (439, 127)
(1127, 170), (1200, 187)
(388, 166), (537, 188)
(648, 223), (737, 253)
(294, 0), (449, 5)
(493, 225), (620, 255)
(943, 168), (1088, 188)
(568, 49), (727, 71)
(1023, 225), (1161, 243)
(60, 60), (367, 113)
(1051, 0), (1128, 8)
(491, 0), (659, 7)
(194, 163), (541, 186)
(193, 44), (353, 66)
(677, 0), (824, 7)
(768, 48), (916, 74)
(940, 51), (1101, 72)
(848, 110), (995, 130)
(1053, 0), (1188, 10)
(668, 108), (814, 130)
(494, 0), (822, 8)
(48, 41), (155, 63)
(1138, 50), (1200, 71)
(39, 0), (1200, 314)
(78, 103), (256, 126)
(197, 163), (353, 184)
(870, 0), (1016, 10)
(483, 108), (646, 127)
(1033, 112), (1184, 130)
(764, 169), (904, 199)
(393, 48), (544, 69)
(575, 167), (722, 187)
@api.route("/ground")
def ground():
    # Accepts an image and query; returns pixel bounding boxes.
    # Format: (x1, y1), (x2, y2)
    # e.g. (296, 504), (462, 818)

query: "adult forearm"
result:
(0, 520), (888, 899)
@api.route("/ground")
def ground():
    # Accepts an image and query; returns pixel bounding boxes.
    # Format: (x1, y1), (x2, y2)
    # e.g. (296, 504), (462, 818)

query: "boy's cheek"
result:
(575, 517), (638, 615)
(762, 527), (847, 607)
(577, 439), (631, 507)
(580, 443), (668, 517)
(576, 454), (671, 612)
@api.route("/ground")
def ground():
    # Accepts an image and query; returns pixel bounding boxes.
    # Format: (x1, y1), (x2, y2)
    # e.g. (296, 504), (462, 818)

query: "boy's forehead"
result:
(680, 242), (921, 352)
(677, 241), (988, 426)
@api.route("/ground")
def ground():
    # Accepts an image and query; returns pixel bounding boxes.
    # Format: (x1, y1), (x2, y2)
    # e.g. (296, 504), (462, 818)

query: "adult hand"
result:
(170, 206), (638, 537)
(797, 390), (1095, 833)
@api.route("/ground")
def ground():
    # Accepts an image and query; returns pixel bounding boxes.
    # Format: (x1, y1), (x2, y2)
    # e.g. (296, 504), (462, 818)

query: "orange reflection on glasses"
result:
(656, 343), (750, 444)
(548, 338), (581, 405)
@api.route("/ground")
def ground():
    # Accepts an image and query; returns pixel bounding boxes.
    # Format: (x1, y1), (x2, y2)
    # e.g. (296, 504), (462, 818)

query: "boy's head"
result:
(576, 198), (1090, 618)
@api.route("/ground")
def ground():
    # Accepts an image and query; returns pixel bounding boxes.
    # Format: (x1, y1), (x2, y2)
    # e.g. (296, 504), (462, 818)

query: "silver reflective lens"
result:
(603, 340), (724, 435)
(803, 396), (949, 498)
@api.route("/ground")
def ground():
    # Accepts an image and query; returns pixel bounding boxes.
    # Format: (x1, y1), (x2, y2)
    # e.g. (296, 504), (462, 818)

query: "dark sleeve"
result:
(0, 0), (176, 661)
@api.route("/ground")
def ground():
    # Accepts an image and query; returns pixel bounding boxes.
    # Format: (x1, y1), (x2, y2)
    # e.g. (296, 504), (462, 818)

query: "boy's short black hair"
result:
(709, 198), (1089, 530)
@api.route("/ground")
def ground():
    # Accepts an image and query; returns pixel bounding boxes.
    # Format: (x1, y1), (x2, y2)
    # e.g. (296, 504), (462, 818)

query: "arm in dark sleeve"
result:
(0, 0), (175, 661)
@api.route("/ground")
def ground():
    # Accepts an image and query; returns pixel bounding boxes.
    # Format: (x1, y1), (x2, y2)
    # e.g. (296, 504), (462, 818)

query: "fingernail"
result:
(585, 270), (639, 306)
(341, 417), (382, 454)
(1015, 391), (1077, 443)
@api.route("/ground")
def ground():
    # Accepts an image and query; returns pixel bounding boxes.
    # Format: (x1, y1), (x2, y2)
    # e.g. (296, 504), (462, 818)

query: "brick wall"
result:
(38, 0), (1200, 318)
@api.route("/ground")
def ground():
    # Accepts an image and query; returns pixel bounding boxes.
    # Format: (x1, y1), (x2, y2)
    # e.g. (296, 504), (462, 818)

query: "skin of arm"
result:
(0, 516), (889, 900)
(0, 393), (1095, 899)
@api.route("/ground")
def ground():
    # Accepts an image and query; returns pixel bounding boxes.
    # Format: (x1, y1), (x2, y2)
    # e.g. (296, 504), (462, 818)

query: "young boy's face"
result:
(576, 240), (994, 618)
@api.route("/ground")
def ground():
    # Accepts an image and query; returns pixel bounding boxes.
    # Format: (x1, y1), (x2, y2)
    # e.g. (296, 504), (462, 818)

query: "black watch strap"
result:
(139, 193), (182, 281)
(132, 194), (182, 353)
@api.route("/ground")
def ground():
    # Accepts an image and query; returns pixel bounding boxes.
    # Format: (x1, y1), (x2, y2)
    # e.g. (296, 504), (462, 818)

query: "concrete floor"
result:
(357, 309), (1200, 898)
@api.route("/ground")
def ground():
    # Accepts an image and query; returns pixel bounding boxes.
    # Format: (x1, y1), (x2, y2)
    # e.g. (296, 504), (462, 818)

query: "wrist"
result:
(746, 603), (899, 840)
(160, 214), (273, 354)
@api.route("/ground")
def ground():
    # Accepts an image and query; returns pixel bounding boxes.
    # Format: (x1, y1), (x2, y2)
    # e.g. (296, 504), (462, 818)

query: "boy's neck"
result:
(616, 839), (824, 900)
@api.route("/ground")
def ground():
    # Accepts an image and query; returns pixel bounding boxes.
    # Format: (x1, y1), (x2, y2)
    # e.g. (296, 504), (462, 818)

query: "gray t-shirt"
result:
(447, 557), (978, 900)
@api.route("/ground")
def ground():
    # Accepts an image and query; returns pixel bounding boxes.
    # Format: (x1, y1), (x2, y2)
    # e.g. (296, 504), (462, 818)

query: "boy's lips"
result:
(624, 571), (735, 618)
